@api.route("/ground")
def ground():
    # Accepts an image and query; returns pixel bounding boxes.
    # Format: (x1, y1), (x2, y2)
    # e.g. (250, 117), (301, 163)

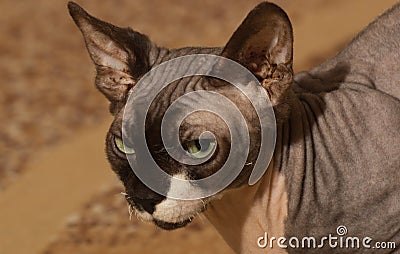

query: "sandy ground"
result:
(0, 0), (398, 253)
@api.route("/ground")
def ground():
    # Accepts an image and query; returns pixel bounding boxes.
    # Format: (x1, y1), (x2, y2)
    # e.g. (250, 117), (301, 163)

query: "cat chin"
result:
(153, 218), (192, 230)
(134, 209), (197, 230)
(132, 203), (203, 228)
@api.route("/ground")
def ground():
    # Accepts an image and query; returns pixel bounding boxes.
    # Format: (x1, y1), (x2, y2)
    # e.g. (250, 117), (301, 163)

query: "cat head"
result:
(68, 1), (293, 230)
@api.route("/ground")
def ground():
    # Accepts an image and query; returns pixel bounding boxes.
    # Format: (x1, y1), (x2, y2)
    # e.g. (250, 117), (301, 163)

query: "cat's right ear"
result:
(68, 2), (155, 114)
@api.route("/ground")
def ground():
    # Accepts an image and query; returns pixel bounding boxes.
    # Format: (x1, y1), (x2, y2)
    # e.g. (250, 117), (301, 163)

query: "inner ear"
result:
(221, 2), (293, 80)
(68, 2), (158, 114)
(68, 2), (152, 76)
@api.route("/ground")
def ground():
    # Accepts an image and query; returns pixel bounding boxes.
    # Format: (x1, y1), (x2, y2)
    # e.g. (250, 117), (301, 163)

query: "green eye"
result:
(114, 137), (135, 154)
(185, 139), (216, 159)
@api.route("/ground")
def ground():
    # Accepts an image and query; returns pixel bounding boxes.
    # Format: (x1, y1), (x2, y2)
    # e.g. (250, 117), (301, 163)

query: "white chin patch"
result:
(152, 173), (205, 223)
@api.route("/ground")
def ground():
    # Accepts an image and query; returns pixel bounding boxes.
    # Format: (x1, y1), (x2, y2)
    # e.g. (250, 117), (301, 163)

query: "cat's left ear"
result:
(222, 2), (293, 79)
(222, 2), (294, 121)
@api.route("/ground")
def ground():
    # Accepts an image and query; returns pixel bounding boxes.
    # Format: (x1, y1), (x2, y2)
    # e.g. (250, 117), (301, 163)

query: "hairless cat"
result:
(68, 2), (399, 253)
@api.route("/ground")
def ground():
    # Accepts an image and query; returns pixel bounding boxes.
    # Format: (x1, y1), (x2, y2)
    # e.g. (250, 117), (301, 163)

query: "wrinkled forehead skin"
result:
(126, 53), (266, 128)
(120, 53), (276, 198)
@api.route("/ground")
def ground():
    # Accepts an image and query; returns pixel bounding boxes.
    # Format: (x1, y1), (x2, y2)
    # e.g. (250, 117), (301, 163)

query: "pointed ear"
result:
(68, 2), (156, 114)
(222, 2), (293, 80)
(222, 2), (294, 122)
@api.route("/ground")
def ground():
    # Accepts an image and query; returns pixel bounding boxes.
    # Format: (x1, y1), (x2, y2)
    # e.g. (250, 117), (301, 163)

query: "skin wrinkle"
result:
(149, 46), (169, 67)
(300, 99), (319, 204)
(303, 104), (327, 206)
(149, 54), (218, 116)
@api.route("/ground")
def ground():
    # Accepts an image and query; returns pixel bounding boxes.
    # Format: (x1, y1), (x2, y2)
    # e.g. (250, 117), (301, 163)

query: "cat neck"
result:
(204, 160), (288, 253)
(203, 96), (312, 253)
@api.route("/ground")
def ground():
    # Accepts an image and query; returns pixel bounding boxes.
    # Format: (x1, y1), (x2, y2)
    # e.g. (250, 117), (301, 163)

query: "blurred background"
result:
(0, 0), (397, 253)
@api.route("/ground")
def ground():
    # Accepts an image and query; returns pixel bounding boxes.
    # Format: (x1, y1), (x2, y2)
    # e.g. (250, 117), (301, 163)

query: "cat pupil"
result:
(184, 139), (211, 153)
(195, 140), (202, 151)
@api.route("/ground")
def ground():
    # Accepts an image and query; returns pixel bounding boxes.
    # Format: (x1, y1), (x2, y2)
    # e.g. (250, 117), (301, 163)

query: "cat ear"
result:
(221, 2), (294, 122)
(68, 2), (156, 114)
(222, 2), (293, 79)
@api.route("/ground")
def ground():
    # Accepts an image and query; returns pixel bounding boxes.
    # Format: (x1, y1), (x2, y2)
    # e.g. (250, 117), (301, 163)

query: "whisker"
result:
(200, 199), (206, 210)
(127, 203), (133, 221)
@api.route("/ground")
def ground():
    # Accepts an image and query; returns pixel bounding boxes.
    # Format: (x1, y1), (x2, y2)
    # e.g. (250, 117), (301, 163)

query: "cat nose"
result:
(133, 196), (164, 214)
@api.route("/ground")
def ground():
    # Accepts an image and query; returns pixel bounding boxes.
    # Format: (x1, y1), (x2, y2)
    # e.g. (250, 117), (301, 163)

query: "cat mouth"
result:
(127, 199), (205, 229)
(153, 219), (192, 230)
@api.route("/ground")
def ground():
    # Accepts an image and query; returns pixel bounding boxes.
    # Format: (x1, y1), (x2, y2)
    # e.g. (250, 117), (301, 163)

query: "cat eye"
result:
(114, 137), (136, 154)
(185, 139), (216, 159)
